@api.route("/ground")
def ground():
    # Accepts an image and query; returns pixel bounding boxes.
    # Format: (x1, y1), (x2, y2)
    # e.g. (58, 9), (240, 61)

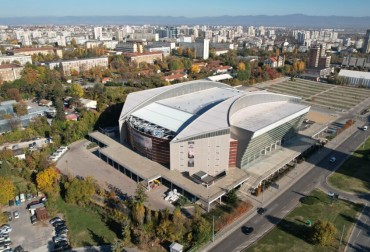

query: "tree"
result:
(311, 220), (337, 246)
(131, 202), (145, 226)
(0, 176), (15, 205)
(7, 88), (22, 101)
(111, 239), (125, 252)
(224, 189), (238, 206)
(36, 167), (61, 194)
(67, 83), (84, 98)
(192, 217), (211, 244)
(13, 101), (28, 116)
(134, 185), (148, 204)
(238, 62), (246, 71)
(191, 65), (200, 74)
(64, 176), (96, 205)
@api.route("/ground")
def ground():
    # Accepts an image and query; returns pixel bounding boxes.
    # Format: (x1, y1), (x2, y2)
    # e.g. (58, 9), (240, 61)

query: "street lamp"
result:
(262, 180), (266, 205)
(212, 215), (215, 242)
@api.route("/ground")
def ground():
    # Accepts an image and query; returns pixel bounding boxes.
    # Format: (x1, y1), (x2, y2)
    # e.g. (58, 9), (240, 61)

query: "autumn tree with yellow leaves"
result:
(36, 167), (61, 194)
(0, 176), (15, 205)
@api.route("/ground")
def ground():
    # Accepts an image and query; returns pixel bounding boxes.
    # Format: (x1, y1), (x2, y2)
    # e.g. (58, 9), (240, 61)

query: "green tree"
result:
(131, 202), (145, 225)
(311, 220), (337, 246)
(224, 189), (238, 206)
(67, 83), (84, 98)
(192, 217), (212, 244)
(64, 176), (96, 205)
(0, 176), (15, 205)
(134, 185), (148, 204)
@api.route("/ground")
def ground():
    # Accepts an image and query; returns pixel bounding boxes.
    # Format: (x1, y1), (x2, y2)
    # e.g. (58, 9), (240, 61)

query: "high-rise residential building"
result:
(363, 29), (370, 53)
(94, 27), (103, 40)
(308, 46), (320, 68)
(308, 44), (330, 69)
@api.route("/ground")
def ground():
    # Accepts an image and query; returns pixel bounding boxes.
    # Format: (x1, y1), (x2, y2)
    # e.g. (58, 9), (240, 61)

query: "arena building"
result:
(119, 80), (310, 176)
(89, 80), (314, 210)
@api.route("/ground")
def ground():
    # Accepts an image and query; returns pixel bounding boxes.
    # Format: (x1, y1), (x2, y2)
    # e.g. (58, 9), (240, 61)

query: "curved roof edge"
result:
(119, 80), (231, 122)
(172, 91), (303, 142)
(228, 92), (302, 122)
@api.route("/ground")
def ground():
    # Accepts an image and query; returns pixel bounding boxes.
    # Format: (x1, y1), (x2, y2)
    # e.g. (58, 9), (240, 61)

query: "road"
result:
(346, 204), (370, 252)
(0, 138), (48, 151)
(211, 126), (370, 252)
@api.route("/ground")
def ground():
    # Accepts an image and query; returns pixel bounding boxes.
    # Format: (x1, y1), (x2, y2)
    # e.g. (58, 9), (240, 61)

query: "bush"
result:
(299, 196), (318, 205)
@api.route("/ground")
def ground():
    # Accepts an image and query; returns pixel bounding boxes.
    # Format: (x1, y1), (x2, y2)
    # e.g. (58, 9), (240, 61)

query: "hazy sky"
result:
(1, 0), (369, 17)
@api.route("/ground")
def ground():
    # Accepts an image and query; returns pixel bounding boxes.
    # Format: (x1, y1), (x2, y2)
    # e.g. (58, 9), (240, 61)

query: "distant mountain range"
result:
(0, 14), (369, 29)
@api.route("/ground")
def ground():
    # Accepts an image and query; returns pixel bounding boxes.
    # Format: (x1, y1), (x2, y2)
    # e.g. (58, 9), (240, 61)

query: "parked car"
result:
(53, 235), (68, 243)
(329, 156), (336, 163)
(49, 217), (62, 225)
(27, 201), (39, 209)
(19, 194), (25, 202)
(0, 225), (12, 234)
(26, 193), (32, 201)
(362, 125), (368, 131)
(53, 221), (66, 228)
(55, 228), (69, 235)
(0, 233), (10, 241)
(12, 211), (19, 219)
(30, 215), (37, 225)
(55, 225), (68, 232)
(8, 200), (14, 207)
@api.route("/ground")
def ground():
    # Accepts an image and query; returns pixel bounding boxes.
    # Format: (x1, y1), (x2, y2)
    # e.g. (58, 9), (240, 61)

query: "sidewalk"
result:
(200, 121), (362, 252)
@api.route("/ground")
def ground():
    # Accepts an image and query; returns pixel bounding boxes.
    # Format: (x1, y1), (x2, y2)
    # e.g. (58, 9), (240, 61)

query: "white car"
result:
(0, 225), (12, 234)
(363, 126), (368, 131)
(13, 211), (19, 219)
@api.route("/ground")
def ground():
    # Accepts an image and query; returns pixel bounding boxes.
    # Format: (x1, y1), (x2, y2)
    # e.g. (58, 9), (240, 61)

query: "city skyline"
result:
(1, 0), (370, 18)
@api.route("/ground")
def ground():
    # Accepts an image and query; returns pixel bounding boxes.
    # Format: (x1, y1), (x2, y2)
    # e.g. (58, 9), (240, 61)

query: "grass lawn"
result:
(328, 136), (370, 193)
(55, 197), (120, 247)
(246, 189), (363, 252)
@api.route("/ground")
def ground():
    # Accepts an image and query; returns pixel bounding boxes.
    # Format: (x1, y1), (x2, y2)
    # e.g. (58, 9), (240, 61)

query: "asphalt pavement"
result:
(208, 122), (370, 252)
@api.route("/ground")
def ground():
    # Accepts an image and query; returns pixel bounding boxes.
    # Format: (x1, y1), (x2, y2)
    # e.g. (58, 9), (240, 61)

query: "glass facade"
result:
(240, 114), (307, 168)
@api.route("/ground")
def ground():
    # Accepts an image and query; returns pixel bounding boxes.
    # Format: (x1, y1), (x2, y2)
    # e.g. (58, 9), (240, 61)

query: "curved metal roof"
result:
(120, 81), (309, 142)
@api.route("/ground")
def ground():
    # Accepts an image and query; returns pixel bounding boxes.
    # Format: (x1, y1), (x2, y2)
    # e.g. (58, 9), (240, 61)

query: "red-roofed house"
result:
(163, 73), (188, 83)
(264, 56), (284, 68)
(214, 65), (233, 74)
(65, 114), (78, 121)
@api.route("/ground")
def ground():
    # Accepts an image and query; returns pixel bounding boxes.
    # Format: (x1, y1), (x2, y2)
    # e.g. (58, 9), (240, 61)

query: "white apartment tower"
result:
(94, 27), (103, 40)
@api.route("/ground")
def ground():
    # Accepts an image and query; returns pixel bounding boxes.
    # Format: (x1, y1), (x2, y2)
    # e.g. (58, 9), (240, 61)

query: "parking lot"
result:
(3, 201), (53, 251)
(57, 139), (175, 211)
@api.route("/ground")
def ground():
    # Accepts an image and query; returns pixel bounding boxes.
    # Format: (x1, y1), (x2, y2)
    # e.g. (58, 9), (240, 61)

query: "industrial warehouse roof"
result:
(338, 69), (370, 79)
